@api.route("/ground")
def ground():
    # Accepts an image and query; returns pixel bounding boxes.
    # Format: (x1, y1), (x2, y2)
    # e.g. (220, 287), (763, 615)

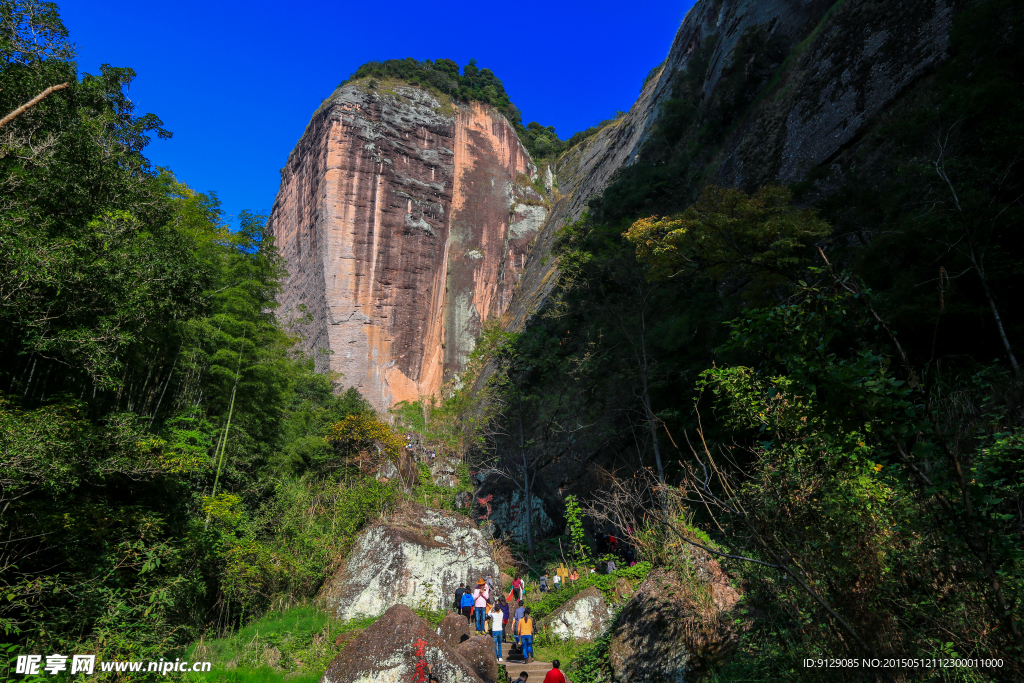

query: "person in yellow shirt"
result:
(518, 607), (535, 663)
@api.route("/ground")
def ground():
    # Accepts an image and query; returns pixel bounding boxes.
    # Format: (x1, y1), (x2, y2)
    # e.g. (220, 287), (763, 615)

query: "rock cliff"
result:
(320, 506), (498, 620)
(269, 83), (545, 411)
(271, 0), (966, 409)
(503, 0), (966, 329)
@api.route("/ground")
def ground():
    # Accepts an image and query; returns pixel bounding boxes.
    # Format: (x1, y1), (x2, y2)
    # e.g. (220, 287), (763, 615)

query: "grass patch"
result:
(182, 606), (378, 682)
(526, 562), (651, 622)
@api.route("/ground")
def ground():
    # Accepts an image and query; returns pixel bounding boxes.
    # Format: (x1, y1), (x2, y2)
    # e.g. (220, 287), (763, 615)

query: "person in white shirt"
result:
(490, 604), (504, 661)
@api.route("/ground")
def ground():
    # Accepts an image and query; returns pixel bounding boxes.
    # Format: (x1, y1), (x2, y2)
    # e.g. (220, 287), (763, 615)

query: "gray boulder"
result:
(321, 604), (482, 683)
(609, 563), (740, 682)
(544, 586), (610, 641)
(321, 506), (498, 620)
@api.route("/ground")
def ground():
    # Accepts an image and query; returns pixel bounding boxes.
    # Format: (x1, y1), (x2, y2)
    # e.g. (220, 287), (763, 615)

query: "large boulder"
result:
(321, 604), (482, 683)
(608, 562), (740, 682)
(322, 506), (498, 620)
(430, 456), (460, 487)
(544, 586), (611, 641)
(377, 451), (419, 489)
(437, 611), (474, 649)
(455, 635), (499, 683)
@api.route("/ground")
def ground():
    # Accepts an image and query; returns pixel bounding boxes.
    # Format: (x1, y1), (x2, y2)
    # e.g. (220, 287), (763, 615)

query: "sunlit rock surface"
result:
(269, 84), (545, 411)
(544, 586), (611, 642)
(321, 507), (498, 619)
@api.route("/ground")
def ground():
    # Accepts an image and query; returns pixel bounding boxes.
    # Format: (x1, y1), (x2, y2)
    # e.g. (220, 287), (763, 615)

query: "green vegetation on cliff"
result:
(476, 0), (1024, 679)
(344, 57), (578, 160)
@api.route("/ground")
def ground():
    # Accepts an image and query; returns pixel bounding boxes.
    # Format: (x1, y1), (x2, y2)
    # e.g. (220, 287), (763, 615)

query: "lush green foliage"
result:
(492, 3), (1024, 678)
(563, 494), (591, 566)
(526, 563), (650, 623)
(0, 1), (405, 670)
(182, 606), (378, 683)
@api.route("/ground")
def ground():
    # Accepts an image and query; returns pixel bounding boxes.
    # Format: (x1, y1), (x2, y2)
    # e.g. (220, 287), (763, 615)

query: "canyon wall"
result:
(271, 0), (964, 410)
(504, 0), (964, 329)
(268, 84), (544, 411)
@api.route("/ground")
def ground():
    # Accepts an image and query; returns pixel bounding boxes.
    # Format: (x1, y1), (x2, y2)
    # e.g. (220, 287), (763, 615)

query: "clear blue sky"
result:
(60, 0), (694, 225)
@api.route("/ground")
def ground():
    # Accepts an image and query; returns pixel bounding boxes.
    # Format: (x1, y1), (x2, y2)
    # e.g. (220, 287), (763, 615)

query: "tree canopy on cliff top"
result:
(344, 57), (570, 159)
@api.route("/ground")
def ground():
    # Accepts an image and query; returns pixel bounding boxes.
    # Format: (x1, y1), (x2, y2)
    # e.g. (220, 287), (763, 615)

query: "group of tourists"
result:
(453, 574), (537, 663)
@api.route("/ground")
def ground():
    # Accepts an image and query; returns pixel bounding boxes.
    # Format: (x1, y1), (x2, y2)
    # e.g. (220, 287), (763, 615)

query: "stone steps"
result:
(496, 641), (569, 682)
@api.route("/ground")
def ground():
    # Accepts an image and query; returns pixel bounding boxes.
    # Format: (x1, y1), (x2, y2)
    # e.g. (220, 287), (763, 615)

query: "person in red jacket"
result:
(543, 660), (567, 683)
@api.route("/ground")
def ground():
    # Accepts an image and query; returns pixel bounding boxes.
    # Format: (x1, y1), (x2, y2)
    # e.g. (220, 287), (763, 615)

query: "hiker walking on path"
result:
(454, 583), (466, 612)
(607, 558), (616, 573)
(569, 568), (579, 585)
(499, 597), (510, 642)
(512, 574), (523, 601)
(543, 660), (567, 683)
(512, 673), (529, 683)
(473, 579), (489, 635)
(539, 574), (549, 593)
(518, 608), (536, 663)
(490, 603), (504, 661)
(512, 600), (526, 651)
(459, 585), (474, 623)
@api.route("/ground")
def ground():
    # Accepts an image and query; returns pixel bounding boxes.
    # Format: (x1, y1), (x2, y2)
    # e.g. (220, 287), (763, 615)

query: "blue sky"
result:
(61, 0), (694, 225)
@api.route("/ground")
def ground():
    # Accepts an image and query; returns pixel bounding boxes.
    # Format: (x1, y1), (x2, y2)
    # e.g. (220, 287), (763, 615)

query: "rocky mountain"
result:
(268, 84), (546, 411)
(269, 0), (969, 410)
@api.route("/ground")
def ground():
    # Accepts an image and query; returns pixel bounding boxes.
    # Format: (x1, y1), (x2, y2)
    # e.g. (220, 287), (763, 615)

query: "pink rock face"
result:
(268, 84), (541, 411)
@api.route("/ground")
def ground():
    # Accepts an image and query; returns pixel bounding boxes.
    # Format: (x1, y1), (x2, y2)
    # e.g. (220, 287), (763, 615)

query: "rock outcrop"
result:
(271, 1), (969, 414)
(268, 84), (546, 411)
(455, 636), (499, 683)
(543, 586), (610, 642)
(504, 0), (967, 331)
(321, 604), (483, 683)
(437, 612), (474, 649)
(608, 565), (740, 681)
(321, 507), (498, 619)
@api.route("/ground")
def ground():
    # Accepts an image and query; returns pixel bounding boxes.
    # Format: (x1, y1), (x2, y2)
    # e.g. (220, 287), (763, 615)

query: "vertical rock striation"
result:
(269, 85), (542, 411)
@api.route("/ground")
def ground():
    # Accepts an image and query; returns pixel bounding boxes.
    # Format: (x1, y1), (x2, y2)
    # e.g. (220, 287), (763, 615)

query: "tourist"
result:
(499, 596), (510, 642)
(519, 608), (535, 663)
(459, 586), (474, 623)
(607, 558), (617, 574)
(486, 574), (496, 591)
(552, 572), (561, 591)
(569, 568), (579, 584)
(543, 660), (567, 683)
(490, 603), (504, 661)
(454, 582), (466, 612)
(473, 579), (488, 634)
(512, 574), (523, 601)
(539, 574), (549, 593)
(512, 599), (526, 651)
(512, 673), (529, 683)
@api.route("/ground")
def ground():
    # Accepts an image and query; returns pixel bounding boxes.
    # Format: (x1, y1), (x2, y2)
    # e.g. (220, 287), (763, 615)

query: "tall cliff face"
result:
(272, 0), (964, 409)
(504, 0), (964, 329)
(268, 84), (543, 410)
